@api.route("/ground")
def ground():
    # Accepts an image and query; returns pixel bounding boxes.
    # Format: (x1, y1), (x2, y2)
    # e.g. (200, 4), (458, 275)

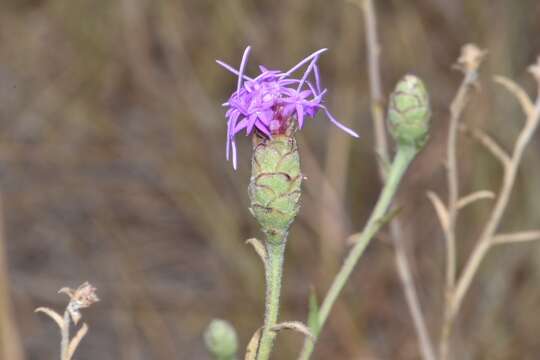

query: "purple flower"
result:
(217, 46), (359, 169)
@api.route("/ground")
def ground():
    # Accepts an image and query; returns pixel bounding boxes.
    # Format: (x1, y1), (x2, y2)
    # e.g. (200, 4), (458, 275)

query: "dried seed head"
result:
(249, 134), (301, 243)
(59, 282), (99, 324)
(387, 75), (431, 150)
(455, 43), (488, 74)
(204, 319), (238, 359)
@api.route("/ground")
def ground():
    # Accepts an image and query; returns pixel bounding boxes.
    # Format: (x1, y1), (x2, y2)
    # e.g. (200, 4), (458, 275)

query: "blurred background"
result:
(1, 0), (540, 359)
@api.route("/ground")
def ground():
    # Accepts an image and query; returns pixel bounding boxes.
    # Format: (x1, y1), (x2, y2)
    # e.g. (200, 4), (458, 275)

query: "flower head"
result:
(217, 46), (359, 169)
(204, 319), (239, 358)
(387, 75), (431, 150)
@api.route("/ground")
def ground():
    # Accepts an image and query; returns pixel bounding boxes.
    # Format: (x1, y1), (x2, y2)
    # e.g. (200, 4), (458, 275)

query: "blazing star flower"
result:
(217, 46), (359, 169)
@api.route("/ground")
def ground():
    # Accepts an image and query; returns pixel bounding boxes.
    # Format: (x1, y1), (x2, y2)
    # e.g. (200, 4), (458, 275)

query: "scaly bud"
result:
(249, 135), (301, 244)
(387, 75), (431, 150)
(204, 319), (238, 360)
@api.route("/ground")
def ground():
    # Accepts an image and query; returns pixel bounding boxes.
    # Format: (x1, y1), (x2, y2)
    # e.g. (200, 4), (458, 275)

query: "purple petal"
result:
(255, 120), (272, 137)
(257, 110), (272, 126)
(314, 64), (322, 93)
(282, 103), (296, 117)
(296, 104), (304, 128)
(299, 89), (312, 99)
(232, 140), (238, 170)
(237, 46), (251, 94)
(228, 109), (241, 128)
(297, 55), (319, 91)
(320, 105), (359, 138)
(226, 118), (232, 160)
(282, 48), (328, 77)
(247, 113), (258, 133)
(215, 60), (252, 81)
(234, 118), (248, 133)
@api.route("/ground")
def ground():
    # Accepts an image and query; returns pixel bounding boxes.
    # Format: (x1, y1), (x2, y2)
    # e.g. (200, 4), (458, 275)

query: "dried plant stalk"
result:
(36, 282), (99, 360)
(437, 51), (540, 360)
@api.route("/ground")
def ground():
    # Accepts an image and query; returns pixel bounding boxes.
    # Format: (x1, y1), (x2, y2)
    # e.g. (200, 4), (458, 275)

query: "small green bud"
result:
(204, 319), (238, 360)
(387, 75), (431, 150)
(249, 135), (302, 244)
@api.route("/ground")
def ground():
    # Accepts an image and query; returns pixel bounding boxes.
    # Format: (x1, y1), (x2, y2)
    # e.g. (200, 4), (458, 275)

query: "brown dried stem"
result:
(438, 54), (540, 360)
(450, 79), (540, 317)
(458, 124), (511, 168)
(438, 44), (486, 360)
(492, 231), (540, 245)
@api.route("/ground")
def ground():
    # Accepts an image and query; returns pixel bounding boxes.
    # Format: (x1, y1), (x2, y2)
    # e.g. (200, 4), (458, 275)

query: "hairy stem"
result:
(257, 238), (286, 360)
(298, 145), (418, 360)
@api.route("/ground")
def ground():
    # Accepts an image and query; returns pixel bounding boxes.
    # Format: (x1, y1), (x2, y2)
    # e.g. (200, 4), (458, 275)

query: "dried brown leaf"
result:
(426, 191), (450, 232)
(246, 238), (267, 267)
(244, 327), (263, 360)
(35, 307), (64, 330)
(271, 321), (314, 340)
(457, 191), (495, 210)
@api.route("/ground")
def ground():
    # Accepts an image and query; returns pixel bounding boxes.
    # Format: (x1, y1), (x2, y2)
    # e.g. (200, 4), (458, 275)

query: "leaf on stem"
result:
(493, 76), (535, 117)
(270, 321), (315, 341)
(35, 307), (64, 330)
(493, 231), (540, 245)
(457, 190), (495, 210)
(244, 327), (263, 360)
(426, 191), (450, 232)
(245, 238), (267, 268)
(67, 323), (88, 360)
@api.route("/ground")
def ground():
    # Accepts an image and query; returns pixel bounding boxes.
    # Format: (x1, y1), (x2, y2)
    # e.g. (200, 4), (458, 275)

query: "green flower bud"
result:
(249, 134), (302, 244)
(387, 75), (431, 150)
(204, 319), (238, 360)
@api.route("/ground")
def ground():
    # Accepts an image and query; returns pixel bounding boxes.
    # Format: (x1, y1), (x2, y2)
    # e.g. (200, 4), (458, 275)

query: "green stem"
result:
(298, 145), (418, 360)
(257, 235), (286, 360)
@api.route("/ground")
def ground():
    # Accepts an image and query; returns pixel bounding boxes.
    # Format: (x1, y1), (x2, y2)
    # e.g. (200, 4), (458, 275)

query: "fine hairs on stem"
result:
(351, 1), (437, 359)
(432, 47), (540, 360)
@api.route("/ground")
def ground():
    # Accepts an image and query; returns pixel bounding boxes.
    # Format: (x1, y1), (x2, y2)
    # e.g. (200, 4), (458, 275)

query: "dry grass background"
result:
(0, 0), (540, 359)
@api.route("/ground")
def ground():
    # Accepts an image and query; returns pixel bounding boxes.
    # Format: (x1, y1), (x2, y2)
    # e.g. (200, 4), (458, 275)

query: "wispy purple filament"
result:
(217, 46), (359, 169)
